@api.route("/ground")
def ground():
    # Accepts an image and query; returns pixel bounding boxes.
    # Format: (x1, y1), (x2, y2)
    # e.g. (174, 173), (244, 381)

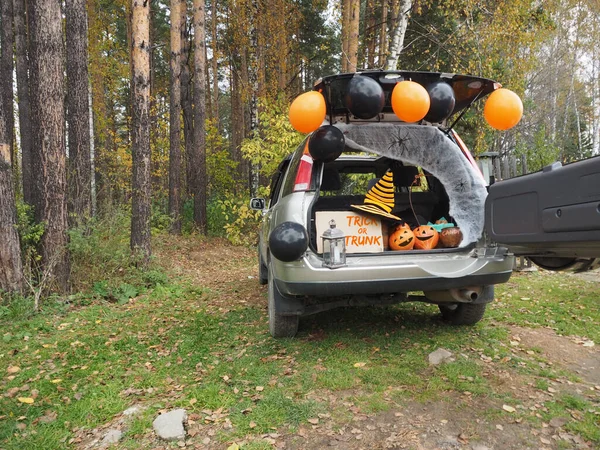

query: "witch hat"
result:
(351, 170), (402, 220)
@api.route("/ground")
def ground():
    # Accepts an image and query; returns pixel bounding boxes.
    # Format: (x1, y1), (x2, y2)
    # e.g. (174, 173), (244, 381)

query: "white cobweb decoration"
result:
(335, 123), (487, 246)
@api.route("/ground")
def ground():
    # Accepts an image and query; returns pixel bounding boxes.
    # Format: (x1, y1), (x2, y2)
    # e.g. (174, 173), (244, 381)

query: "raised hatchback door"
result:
(484, 155), (600, 267)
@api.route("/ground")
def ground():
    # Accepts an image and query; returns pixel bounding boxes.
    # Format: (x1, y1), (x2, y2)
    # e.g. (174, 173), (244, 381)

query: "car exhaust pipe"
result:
(449, 286), (483, 302)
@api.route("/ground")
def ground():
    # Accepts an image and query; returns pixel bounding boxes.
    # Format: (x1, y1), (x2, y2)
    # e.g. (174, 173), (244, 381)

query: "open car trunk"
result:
(308, 124), (486, 254)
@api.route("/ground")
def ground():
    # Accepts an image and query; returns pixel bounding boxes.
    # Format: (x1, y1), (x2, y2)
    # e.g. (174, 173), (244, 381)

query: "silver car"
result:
(252, 71), (600, 338)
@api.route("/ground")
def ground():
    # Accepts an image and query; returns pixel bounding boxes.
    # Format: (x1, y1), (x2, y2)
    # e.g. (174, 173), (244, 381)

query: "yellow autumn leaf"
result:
(17, 397), (34, 404)
(51, 379), (62, 384)
(353, 362), (366, 368)
(227, 444), (240, 450)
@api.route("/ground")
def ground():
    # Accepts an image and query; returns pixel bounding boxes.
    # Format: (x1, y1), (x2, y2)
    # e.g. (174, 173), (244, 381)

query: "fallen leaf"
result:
(7, 366), (20, 374)
(353, 362), (366, 368)
(17, 397), (34, 404)
(189, 398), (197, 405)
(307, 418), (319, 425)
(4, 387), (20, 398)
(502, 405), (516, 413)
(39, 410), (57, 423)
(255, 386), (264, 392)
(227, 444), (240, 450)
(51, 379), (62, 384)
(249, 421), (257, 428)
(582, 341), (595, 347)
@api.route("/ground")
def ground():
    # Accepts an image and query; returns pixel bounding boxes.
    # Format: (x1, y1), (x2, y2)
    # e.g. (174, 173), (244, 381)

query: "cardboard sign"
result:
(316, 211), (384, 253)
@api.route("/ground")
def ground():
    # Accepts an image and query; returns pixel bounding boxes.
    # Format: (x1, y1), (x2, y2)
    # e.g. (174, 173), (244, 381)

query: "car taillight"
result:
(293, 154), (314, 192)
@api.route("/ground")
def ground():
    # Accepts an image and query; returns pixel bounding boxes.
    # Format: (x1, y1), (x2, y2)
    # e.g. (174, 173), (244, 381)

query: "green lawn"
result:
(1, 238), (599, 449)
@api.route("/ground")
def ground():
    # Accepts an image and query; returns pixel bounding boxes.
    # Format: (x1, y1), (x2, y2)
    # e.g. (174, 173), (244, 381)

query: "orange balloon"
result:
(391, 81), (431, 123)
(289, 91), (326, 133)
(484, 88), (523, 130)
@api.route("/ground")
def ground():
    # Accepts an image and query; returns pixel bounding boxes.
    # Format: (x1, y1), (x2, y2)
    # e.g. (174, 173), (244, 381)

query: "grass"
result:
(1, 232), (599, 448)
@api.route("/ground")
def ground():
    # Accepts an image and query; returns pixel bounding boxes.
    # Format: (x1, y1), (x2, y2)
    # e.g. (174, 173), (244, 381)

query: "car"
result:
(251, 70), (600, 338)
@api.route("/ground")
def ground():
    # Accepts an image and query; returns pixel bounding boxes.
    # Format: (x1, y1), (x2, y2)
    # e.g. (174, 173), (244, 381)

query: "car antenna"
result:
(444, 89), (485, 134)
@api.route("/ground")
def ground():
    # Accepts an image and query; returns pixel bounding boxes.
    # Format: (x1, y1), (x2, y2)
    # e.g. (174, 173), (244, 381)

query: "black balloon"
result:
(424, 81), (456, 123)
(344, 75), (385, 120)
(269, 222), (309, 262)
(308, 126), (345, 162)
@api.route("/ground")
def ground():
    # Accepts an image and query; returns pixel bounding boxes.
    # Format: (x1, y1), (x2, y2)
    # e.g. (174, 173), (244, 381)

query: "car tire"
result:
(268, 266), (299, 338)
(438, 285), (494, 325)
(258, 248), (268, 285)
(438, 302), (487, 325)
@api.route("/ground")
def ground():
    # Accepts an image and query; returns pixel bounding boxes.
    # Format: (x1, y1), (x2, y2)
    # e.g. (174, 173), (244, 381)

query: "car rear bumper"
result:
(273, 247), (514, 297)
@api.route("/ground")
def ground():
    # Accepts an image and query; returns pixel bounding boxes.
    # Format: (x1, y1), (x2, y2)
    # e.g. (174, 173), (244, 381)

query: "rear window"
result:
(320, 162), (429, 197)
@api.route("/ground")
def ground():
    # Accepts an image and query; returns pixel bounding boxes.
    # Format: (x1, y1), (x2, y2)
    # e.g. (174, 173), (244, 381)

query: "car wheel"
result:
(258, 248), (268, 285)
(438, 302), (487, 325)
(268, 266), (299, 338)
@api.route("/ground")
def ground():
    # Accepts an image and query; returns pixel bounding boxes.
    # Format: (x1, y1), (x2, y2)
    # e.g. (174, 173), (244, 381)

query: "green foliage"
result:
(68, 208), (169, 293)
(515, 125), (560, 172)
(150, 207), (173, 234)
(92, 281), (139, 304)
(15, 201), (44, 265)
(206, 117), (240, 196)
(241, 95), (305, 180)
(215, 192), (262, 246)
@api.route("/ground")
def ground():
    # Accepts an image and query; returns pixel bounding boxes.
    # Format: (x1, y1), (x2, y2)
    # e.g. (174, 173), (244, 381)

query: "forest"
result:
(0, 0), (599, 298)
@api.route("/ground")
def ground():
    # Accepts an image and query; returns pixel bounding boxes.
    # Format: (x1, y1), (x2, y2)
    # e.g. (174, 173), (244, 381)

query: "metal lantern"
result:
(321, 219), (346, 269)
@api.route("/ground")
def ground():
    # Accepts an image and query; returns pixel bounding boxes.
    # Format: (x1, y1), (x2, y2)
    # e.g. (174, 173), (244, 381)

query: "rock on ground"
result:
(428, 348), (454, 365)
(153, 409), (187, 441)
(100, 429), (123, 447)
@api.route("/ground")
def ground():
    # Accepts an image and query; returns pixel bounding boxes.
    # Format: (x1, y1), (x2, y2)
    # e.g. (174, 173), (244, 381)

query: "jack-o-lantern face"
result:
(389, 226), (415, 250)
(413, 225), (439, 250)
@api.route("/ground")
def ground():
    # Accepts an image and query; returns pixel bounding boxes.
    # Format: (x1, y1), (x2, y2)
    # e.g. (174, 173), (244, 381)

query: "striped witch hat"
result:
(351, 170), (402, 221)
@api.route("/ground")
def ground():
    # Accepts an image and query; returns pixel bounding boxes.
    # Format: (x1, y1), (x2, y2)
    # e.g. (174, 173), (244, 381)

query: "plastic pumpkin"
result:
(389, 226), (415, 250)
(483, 88), (523, 130)
(440, 227), (462, 248)
(289, 91), (326, 133)
(413, 225), (439, 250)
(391, 81), (431, 123)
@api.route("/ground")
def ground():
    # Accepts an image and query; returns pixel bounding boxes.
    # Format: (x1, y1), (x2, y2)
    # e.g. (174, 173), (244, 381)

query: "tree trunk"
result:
(0, 102), (23, 293)
(365, 0), (376, 68)
(1, 0), (14, 164)
(66, 0), (93, 224)
(193, 0), (207, 233)
(130, 0), (151, 264)
(341, 0), (351, 72)
(210, 0), (218, 123)
(347, 0), (360, 72)
(181, 18), (194, 198)
(168, 0), (182, 234)
(27, 0), (70, 292)
(13, 0), (33, 204)
(240, 46), (251, 190)
(230, 58), (244, 188)
(379, 0), (388, 67)
(385, 0), (412, 70)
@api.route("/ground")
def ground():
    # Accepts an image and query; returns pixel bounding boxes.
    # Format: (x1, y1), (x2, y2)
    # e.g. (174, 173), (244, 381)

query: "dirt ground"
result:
(80, 239), (599, 450)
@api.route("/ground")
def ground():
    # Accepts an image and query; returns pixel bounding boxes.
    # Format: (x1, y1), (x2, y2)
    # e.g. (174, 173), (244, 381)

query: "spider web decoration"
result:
(336, 123), (487, 247)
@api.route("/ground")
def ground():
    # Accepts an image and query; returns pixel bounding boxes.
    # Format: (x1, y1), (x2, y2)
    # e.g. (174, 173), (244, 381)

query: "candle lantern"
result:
(321, 219), (346, 269)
